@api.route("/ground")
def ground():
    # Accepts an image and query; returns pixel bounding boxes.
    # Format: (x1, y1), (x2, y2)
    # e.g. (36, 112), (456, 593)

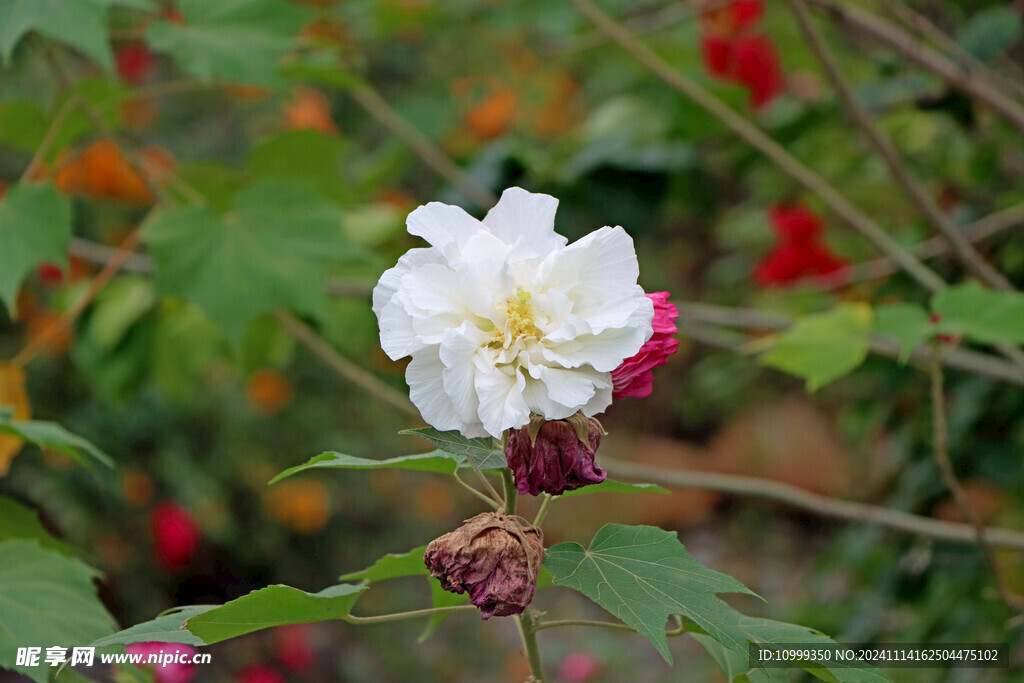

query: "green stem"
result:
(533, 618), (688, 636)
(344, 605), (478, 624)
(501, 468), (517, 516)
(515, 612), (545, 681)
(450, 472), (501, 508)
(532, 494), (556, 526)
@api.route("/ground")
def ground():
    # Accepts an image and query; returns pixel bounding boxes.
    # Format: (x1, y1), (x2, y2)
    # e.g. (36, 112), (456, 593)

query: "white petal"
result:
(439, 323), (491, 425)
(580, 381), (613, 417)
(535, 365), (599, 414)
(407, 350), (489, 438)
(474, 366), (530, 438)
(372, 247), (443, 317)
(378, 297), (422, 360)
(406, 202), (483, 259)
(544, 226), (641, 315)
(482, 187), (567, 258)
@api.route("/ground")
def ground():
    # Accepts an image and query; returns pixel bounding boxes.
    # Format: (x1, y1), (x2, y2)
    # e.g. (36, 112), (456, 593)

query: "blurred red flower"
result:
(754, 205), (847, 286)
(273, 623), (315, 672)
(235, 665), (286, 683)
(115, 43), (154, 84)
(698, 0), (784, 110)
(125, 642), (197, 683)
(150, 502), (201, 568)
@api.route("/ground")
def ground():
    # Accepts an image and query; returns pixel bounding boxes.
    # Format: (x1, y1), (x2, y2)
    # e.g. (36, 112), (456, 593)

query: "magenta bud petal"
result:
(611, 292), (679, 399)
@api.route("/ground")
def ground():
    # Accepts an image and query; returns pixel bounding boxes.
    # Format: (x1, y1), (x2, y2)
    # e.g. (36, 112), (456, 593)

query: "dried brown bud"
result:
(423, 511), (544, 619)
(505, 413), (606, 496)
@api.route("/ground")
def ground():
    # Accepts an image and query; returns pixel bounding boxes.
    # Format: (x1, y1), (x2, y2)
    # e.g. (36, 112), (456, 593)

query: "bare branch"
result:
(600, 458), (1024, 552)
(569, 0), (947, 292)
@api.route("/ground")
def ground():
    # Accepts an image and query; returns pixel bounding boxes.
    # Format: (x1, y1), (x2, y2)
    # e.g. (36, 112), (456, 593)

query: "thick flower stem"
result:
(501, 468), (518, 516)
(515, 612), (545, 681)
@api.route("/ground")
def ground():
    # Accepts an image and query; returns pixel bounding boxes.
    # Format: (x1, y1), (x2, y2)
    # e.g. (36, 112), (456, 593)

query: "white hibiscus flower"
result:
(373, 187), (654, 439)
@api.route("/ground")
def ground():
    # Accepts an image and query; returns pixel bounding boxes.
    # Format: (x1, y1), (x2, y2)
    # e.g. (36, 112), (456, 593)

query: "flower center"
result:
(500, 290), (541, 342)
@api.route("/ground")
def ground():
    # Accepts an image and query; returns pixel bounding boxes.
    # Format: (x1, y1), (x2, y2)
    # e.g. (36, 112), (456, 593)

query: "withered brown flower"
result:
(424, 511), (544, 619)
(505, 413), (606, 496)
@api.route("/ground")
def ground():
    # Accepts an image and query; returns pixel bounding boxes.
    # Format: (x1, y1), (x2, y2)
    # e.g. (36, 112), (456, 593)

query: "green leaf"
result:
(401, 427), (504, 470)
(0, 182), (72, 313)
(183, 583), (367, 644)
(143, 179), (346, 342)
(91, 606), (213, 647)
(0, 101), (48, 152)
(692, 609), (892, 683)
(271, 450), (463, 484)
(0, 408), (113, 468)
(0, 496), (77, 557)
(146, 0), (310, 85)
(339, 545), (428, 582)
(558, 479), (669, 499)
(931, 282), (1024, 345)
(957, 7), (1023, 62)
(544, 524), (758, 665)
(248, 130), (349, 202)
(279, 55), (365, 90)
(872, 303), (932, 363)
(0, 541), (117, 682)
(758, 303), (872, 391)
(0, 0), (153, 70)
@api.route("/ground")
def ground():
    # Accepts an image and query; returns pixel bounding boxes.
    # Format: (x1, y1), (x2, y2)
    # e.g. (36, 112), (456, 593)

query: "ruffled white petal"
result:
(482, 187), (566, 258)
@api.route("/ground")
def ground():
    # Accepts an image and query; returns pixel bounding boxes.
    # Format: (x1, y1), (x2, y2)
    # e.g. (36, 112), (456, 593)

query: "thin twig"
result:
(600, 458), (1024, 552)
(12, 229), (141, 368)
(804, 0), (1024, 135)
(674, 305), (1024, 386)
(837, 202), (1024, 287)
(569, 0), (947, 293)
(274, 310), (419, 418)
(928, 351), (1024, 611)
(348, 84), (497, 209)
(881, 0), (1024, 101)
(788, 0), (1012, 291)
(345, 604), (478, 624)
(474, 470), (503, 504)
(451, 471), (502, 508)
(546, 0), (732, 56)
(19, 96), (78, 183)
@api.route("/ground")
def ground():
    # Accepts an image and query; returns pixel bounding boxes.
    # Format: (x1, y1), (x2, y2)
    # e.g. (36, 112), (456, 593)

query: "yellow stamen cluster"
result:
(501, 290), (541, 341)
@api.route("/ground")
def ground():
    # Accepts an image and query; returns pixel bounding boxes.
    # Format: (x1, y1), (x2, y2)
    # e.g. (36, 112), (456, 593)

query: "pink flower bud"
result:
(424, 512), (544, 620)
(611, 292), (679, 399)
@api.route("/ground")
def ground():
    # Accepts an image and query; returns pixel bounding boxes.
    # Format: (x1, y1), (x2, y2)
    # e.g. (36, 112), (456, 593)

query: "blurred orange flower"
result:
(0, 363), (31, 475)
(264, 479), (330, 534)
(53, 139), (170, 205)
(246, 369), (295, 415)
(283, 87), (338, 135)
